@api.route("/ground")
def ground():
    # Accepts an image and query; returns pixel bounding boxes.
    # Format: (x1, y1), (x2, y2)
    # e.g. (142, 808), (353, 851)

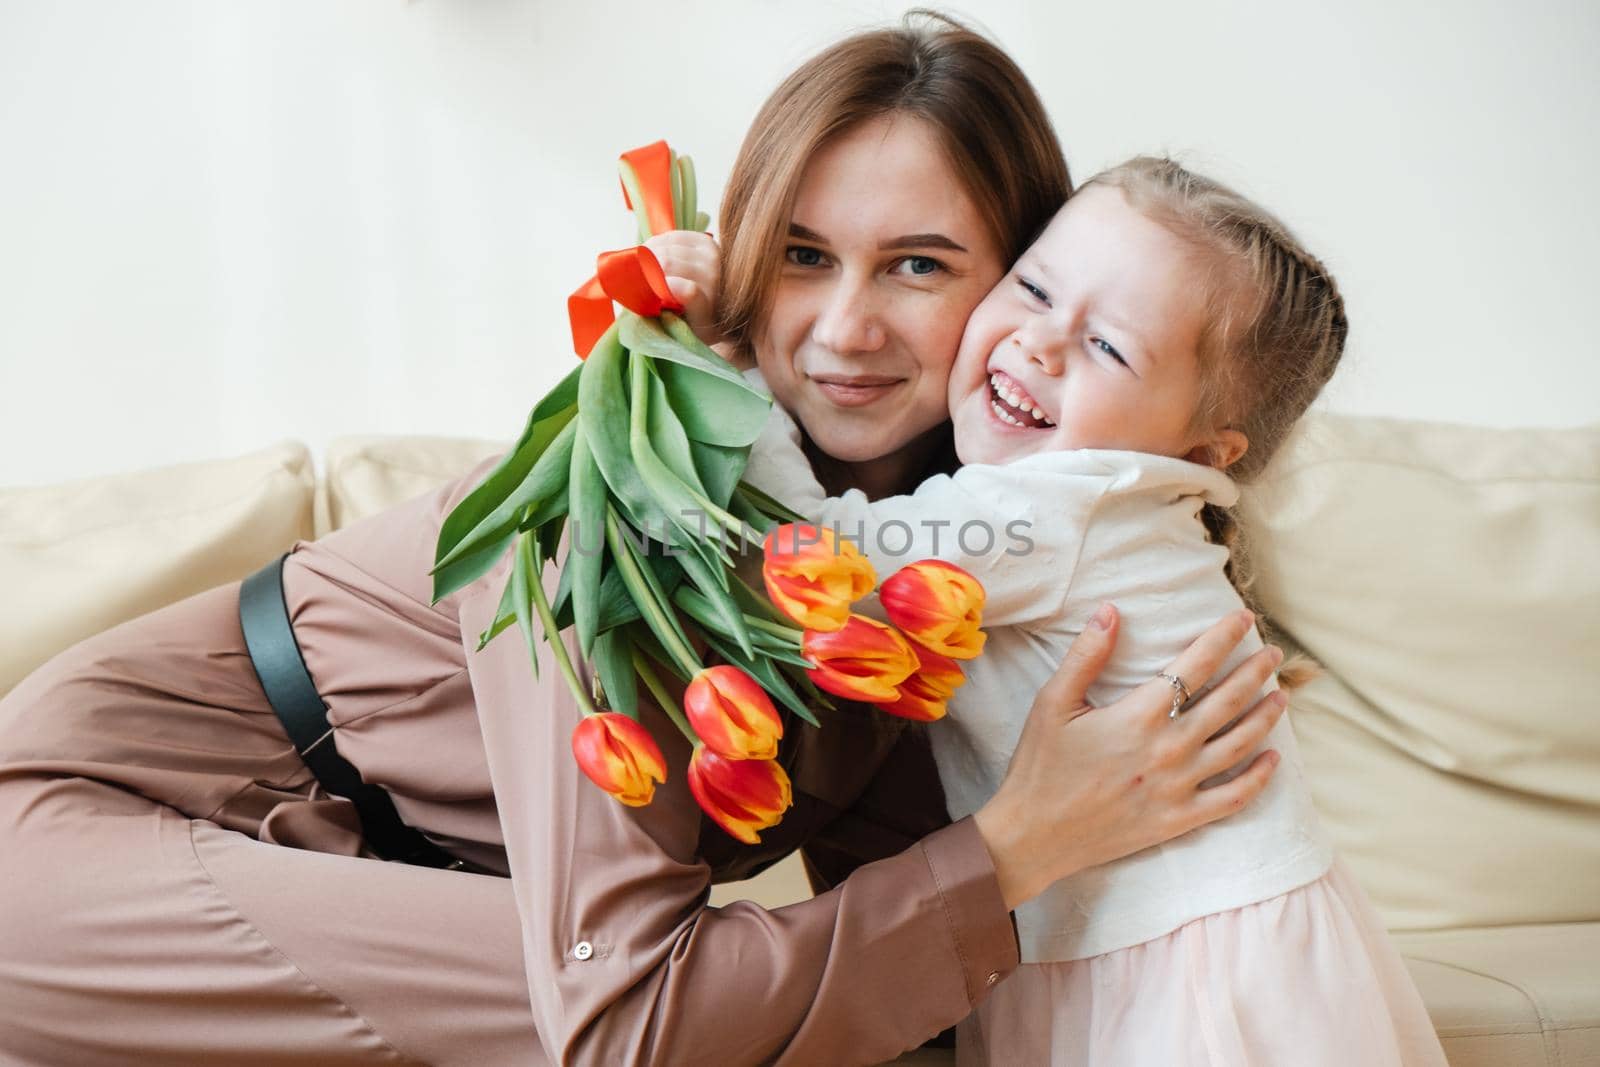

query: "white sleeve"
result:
(778, 440), (1113, 629)
(739, 401), (820, 508)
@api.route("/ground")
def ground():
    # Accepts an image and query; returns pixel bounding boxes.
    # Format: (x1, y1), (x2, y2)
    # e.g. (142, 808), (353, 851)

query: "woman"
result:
(0, 15), (1288, 1066)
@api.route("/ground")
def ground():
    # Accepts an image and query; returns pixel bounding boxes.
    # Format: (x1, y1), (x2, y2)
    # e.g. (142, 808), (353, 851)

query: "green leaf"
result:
(727, 486), (776, 537)
(606, 506), (701, 677)
(669, 149), (686, 231)
(591, 628), (639, 721)
(432, 416), (578, 581)
(654, 361), (771, 448)
(734, 481), (808, 525)
(628, 620), (692, 684)
(618, 157), (653, 245)
(475, 567), (520, 653)
(730, 571), (792, 627)
(535, 508), (568, 553)
(509, 532), (541, 679)
(433, 529), (519, 607)
(567, 425), (608, 658)
(793, 670), (838, 714)
(577, 326), (678, 538)
(434, 365), (580, 580)
(619, 311), (751, 389)
(689, 439), (747, 511)
(643, 359), (708, 498)
(676, 155), (699, 231)
(620, 312), (771, 449)
(671, 552), (753, 656)
(628, 352), (741, 558)
(591, 565), (639, 632)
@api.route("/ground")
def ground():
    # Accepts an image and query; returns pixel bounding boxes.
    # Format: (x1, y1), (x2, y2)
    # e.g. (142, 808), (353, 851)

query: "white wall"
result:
(2, 0), (1596, 488)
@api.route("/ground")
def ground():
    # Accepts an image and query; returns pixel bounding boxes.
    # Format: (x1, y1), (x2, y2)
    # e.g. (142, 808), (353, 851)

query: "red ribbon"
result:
(567, 141), (685, 358)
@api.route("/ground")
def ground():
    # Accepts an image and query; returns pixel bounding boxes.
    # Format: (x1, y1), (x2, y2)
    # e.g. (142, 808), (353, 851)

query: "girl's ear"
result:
(1184, 429), (1249, 471)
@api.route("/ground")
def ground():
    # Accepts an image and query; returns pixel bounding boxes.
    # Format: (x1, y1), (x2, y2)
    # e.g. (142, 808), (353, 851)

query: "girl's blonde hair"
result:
(1084, 158), (1349, 685)
(715, 10), (1071, 363)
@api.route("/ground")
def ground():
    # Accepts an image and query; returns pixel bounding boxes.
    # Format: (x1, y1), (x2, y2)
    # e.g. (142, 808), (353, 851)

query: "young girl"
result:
(740, 157), (1448, 1065)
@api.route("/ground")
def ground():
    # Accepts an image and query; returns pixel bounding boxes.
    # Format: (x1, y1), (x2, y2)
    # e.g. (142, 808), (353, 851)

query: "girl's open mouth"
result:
(988, 371), (1055, 429)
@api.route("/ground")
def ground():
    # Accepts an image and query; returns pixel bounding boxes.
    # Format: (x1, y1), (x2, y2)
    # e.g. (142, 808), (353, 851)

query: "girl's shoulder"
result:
(1002, 448), (1239, 508)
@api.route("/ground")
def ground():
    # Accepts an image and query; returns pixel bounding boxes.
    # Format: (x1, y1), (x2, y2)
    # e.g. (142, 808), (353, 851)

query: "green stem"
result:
(521, 534), (597, 717)
(743, 614), (803, 644)
(631, 649), (698, 745)
(605, 509), (702, 678)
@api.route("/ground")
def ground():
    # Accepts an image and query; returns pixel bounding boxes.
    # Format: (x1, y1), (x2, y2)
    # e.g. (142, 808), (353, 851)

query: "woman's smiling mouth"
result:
(809, 374), (904, 407)
(988, 370), (1055, 429)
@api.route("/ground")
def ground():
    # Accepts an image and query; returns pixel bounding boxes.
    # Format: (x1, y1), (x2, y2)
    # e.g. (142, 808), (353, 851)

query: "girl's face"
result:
(755, 115), (1005, 472)
(948, 185), (1246, 469)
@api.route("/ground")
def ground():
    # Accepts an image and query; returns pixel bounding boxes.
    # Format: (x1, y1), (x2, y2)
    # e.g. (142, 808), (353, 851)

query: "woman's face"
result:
(754, 115), (1005, 468)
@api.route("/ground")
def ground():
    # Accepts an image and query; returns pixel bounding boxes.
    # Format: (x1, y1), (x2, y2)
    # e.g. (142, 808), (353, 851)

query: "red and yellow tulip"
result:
(879, 559), (987, 660)
(762, 523), (876, 632)
(877, 645), (966, 722)
(683, 665), (784, 761)
(802, 614), (918, 703)
(687, 745), (793, 845)
(570, 712), (668, 807)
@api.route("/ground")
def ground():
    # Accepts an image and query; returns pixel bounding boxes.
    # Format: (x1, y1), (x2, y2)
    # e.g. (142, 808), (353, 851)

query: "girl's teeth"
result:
(989, 372), (1055, 429)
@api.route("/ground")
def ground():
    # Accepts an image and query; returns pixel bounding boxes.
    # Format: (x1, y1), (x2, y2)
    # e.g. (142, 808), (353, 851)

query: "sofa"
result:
(2, 412), (1596, 1066)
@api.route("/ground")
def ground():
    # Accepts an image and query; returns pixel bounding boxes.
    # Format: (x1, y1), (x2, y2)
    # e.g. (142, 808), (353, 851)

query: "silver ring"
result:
(1158, 671), (1192, 719)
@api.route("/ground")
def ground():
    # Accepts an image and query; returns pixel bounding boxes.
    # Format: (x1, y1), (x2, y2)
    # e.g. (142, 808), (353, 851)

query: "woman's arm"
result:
(326, 449), (1283, 1065)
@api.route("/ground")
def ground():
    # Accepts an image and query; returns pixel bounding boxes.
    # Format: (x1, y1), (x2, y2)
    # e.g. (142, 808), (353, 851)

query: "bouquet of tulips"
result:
(429, 141), (988, 844)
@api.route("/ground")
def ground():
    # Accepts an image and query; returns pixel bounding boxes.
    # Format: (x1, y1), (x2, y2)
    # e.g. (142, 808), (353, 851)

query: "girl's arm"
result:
(745, 403), (1110, 628)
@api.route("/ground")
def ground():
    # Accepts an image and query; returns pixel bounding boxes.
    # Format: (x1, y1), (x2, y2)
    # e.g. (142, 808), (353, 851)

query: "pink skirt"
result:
(959, 856), (1447, 1066)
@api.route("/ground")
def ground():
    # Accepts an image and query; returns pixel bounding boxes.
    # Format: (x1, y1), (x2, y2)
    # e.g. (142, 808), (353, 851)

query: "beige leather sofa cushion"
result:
(317, 435), (509, 537)
(1239, 414), (1600, 930)
(0, 442), (314, 697)
(1398, 924), (1600, 1067)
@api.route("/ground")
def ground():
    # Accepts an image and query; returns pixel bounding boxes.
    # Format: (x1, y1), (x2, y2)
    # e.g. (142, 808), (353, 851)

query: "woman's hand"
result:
(972, 604), (1287, 910)
(644, 230), (723, 346)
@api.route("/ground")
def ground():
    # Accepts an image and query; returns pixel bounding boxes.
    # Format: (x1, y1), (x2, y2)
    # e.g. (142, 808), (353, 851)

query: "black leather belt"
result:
(239, 551), (468, 871)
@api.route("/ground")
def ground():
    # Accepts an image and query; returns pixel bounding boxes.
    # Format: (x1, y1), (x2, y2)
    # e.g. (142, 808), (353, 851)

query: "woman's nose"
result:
(811, 275), (886, 355)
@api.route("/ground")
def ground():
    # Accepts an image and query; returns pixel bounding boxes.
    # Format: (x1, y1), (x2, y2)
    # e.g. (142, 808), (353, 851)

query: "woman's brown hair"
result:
(715, 10), (1071, 363)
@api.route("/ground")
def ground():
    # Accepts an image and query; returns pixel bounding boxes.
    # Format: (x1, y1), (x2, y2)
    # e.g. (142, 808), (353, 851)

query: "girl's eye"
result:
(893, 255), (944, 277)
(1092, 337), (1128, 367)
(1016, 277), (1050, 305)
(785, 246), (826, 268)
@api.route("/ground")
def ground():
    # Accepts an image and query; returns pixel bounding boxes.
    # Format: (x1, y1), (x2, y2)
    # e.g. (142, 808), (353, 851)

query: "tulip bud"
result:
(877, 644), (966, 722)
(762, 523), (876, 632)
(687, 745), (793, 845)
(802, 614), (918, 703)
(570, 712), (668, 807)
(683, 665), (783, 761)
(879, 560), (987, 660)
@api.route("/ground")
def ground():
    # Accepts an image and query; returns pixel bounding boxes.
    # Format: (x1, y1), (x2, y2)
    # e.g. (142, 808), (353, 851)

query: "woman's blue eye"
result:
(1093, 337), (1128, 367)
(902, 255), (940, 276)
(786, 246), (825, 267)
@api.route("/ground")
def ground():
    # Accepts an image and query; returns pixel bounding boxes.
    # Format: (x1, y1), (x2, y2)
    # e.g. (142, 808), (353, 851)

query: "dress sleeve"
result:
(745, 404), (1102, 629)
(334, 456), (1021, 1065)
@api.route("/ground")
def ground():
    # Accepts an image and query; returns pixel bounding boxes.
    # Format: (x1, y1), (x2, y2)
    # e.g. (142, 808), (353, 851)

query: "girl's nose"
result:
(812, 275), (886, 355)
(1014, 319), (1066, 375)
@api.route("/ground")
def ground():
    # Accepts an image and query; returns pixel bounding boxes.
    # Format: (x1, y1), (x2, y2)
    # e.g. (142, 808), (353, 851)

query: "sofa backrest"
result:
(1237, 414), (1600, 930)
(0, 440), (315, 695)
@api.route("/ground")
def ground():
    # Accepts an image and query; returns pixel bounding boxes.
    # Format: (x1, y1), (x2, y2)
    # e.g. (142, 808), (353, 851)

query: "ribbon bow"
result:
(567, 141), (686, 358)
